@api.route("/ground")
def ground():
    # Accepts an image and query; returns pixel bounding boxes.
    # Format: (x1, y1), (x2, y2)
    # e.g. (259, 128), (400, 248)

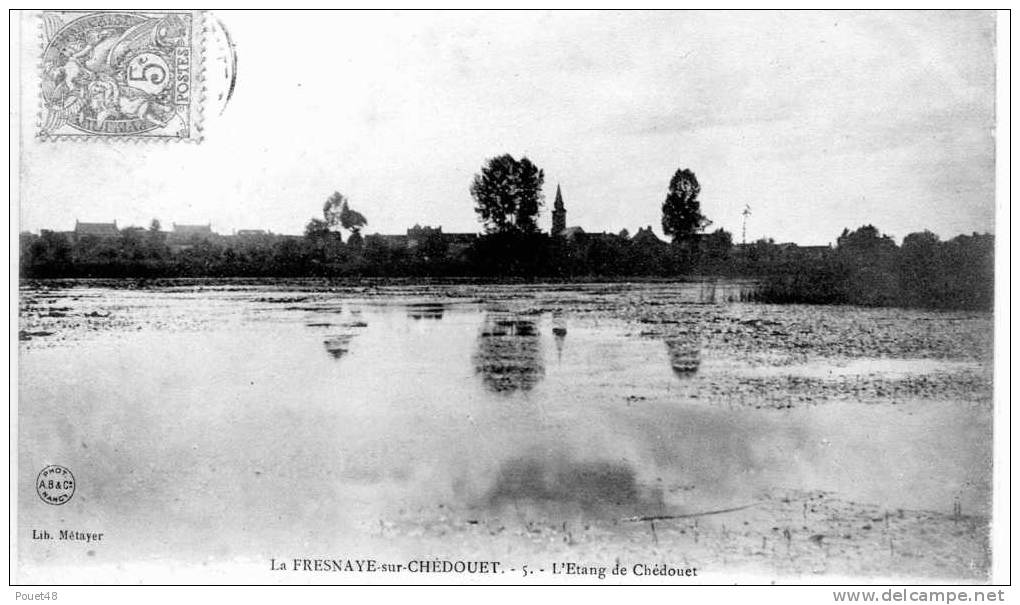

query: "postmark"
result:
(38, 10), (204, 141)
(36, 465), (76, 505)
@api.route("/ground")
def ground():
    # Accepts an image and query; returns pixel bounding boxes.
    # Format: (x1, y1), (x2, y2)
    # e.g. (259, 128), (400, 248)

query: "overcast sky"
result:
(19, 10), (997, 244)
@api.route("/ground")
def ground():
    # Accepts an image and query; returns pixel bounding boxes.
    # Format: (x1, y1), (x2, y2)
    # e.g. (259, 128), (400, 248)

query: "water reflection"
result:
(323, 333), (357, 359)
(664, 335), (701, 378)
(487, 456), (663, 512)
(321, 322), (367, 360)
(552, 312), (567, 361)
(407, 302), (445, 321)
(473, 314), (545, 393)
(17, 284), (994, 578)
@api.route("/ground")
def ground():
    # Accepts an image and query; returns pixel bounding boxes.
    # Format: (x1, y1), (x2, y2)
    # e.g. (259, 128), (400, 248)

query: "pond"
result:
(16, 282), (994, 582)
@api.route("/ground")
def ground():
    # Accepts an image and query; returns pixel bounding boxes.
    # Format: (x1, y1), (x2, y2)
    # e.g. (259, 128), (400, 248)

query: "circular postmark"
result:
(36, 465), (76, 505)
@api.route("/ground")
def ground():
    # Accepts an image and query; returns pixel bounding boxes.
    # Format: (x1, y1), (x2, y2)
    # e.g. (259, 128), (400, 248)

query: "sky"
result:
(18, 10), (997, 244)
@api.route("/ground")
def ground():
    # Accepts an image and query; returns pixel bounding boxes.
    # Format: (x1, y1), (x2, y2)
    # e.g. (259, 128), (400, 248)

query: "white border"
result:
(5, 6), (1013, 605)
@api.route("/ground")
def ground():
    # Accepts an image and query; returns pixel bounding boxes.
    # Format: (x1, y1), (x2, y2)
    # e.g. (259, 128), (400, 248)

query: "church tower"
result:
(551, 184), (566, 235)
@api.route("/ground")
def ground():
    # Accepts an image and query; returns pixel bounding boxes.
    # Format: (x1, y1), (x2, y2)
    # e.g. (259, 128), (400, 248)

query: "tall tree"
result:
(322, 191), (347, 237)
(322, 191), (368, 239)
(339, 202), (368, 235)
(470, 154), (545, 234)
(661, 168), (710, 243)
(145, 218), (167, 257)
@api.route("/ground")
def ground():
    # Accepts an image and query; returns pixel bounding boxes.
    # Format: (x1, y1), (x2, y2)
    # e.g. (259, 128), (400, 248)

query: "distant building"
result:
(371, 226), (478, 258)
(406, 224), (442, 249)
(235, 229), (268, 237)
(551, 184), (566, 236)
(732, 241), (832, 260)
(170, 223), (215, 239)
(551, 185), (598, 242)
(550, 185), (595, 242)
(631, 226), (667, 248)
(373, 234), (409, 249)
(587, 231), (622, 244)
(167, 223), (217, 251)
(797, 244), (833, 259)
(772, 242), (832, 256)
(561, 226), (585, 240)
(74, 220), (119, 239)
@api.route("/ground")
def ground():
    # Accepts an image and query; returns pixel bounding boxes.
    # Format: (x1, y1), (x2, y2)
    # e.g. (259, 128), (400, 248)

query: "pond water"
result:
(16, 284), (993, 580)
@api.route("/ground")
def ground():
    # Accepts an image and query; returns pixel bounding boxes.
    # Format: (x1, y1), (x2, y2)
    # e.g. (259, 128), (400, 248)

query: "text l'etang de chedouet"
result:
(272, 558), (698, 579)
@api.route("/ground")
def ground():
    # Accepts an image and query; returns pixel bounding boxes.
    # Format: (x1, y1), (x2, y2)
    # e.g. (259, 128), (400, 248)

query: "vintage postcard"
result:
(11, 9), (1006, 591)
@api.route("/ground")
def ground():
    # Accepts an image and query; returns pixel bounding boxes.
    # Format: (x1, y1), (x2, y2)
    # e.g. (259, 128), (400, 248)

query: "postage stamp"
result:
(37, 10), (204, 141)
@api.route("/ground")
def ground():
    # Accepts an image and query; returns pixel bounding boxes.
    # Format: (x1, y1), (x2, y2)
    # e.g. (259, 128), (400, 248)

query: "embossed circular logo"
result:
(36, 465), (76, 505)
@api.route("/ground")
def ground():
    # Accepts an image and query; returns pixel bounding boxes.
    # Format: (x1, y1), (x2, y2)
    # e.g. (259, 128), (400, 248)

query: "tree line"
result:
(749, 226), (994, 311)
(20, 154), (993, 311)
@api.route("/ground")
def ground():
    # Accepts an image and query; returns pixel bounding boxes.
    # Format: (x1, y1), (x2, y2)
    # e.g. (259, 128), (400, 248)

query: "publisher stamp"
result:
(38, 10), (203, 141)
(36, 465), (75, 505)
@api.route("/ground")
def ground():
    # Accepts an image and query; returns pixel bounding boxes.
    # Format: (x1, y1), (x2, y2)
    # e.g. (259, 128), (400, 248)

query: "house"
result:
(733, 241), (832, 261)
(74, 220), (119, 239)
(370, 227), (478, 258)
(170, 223), (215, 239)
(167, 223), (217, 251)
(406, 224), (442, 249)
(372, 234), (409, 249)
(587, 232), (620, 243)
(630, 226), (668, 249)
(797, 245), (833, 259)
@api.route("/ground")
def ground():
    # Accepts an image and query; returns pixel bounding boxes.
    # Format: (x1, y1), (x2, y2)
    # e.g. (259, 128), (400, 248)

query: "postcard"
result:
(11, 9), (1004, 588)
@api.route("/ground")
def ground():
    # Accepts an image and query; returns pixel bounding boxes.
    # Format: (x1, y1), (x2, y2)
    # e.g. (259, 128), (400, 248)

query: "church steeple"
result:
(552, 184), (566, 235)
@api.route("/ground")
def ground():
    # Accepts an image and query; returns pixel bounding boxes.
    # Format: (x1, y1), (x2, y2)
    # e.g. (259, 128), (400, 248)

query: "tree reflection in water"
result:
(406, 302), (445, 321)
(664, 335), (701, 378)
(473, 313), (545, 393)
(323, 333), (357, 359)
(552, 311), (567, 361)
